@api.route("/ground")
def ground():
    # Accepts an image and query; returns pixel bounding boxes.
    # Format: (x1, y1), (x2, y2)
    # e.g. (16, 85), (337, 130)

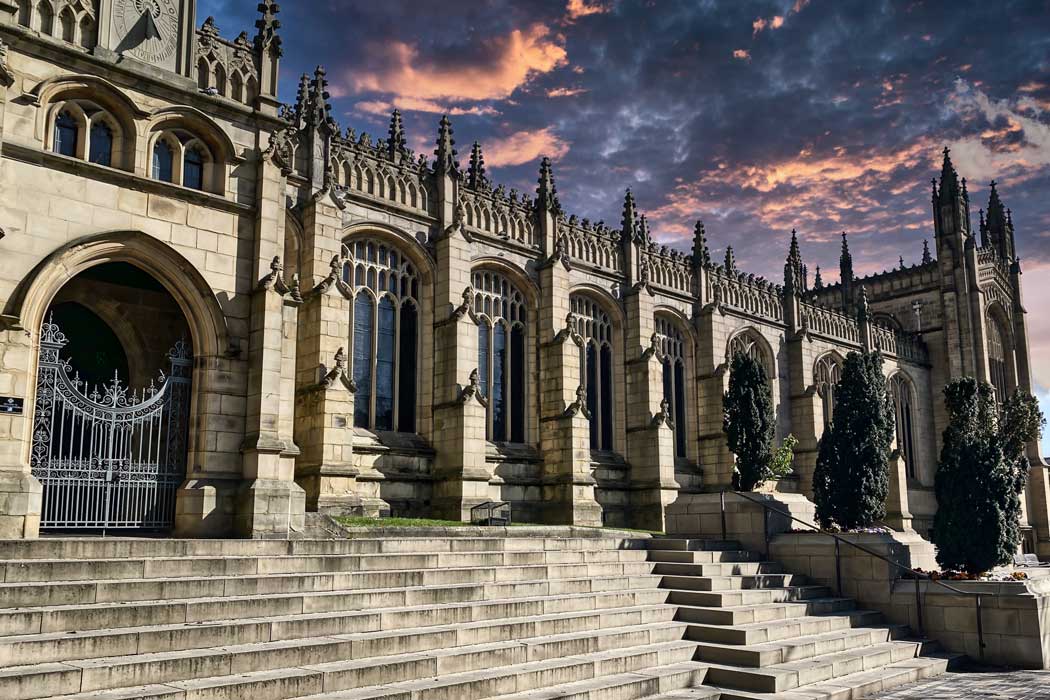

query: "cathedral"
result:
(0, 1), (1045, 554)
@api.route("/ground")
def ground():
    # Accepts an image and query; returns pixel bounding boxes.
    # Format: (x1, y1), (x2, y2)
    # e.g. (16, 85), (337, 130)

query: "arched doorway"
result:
(30, 262), (192, 532)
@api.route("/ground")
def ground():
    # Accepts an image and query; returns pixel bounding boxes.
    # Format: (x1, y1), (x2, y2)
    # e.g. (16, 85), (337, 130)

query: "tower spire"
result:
(536, 157), (561, 215)
(784, 228), (804, 293)
(387, 110), (406, 160)
(724, 246), (736, 273)
(434, 115), (458, 177)
(692, 220), (710, 267)
(621, 189), (637, 241)
(466, 142), (488, 190)
(839, 232), (854, 308)
(922, 239), (932, 265)
(813, 265), (824, 290)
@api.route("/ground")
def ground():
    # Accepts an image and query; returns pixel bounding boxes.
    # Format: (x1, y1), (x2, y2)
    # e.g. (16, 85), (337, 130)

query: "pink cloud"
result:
(733, 49), (751, 61)
(348, 24), (567, 102)
(355, 98), (499, 117)
(547, 86), (588, 98)
(484, 127), (569, 167)
(565, 0), (609, 21)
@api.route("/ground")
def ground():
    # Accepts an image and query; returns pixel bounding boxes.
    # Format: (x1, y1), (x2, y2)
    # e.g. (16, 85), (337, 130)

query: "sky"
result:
(202, 0), (1050, 452)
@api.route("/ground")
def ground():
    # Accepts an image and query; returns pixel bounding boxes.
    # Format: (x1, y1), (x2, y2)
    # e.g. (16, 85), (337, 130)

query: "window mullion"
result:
(369, 294), (378, 430)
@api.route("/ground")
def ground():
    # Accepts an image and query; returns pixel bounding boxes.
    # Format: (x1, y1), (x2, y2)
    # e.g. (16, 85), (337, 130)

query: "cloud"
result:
(791, 0), (810, 12)
(1022, 267), (1050, 456)
(347, 24), (568, 102)
(753, 15), (784, 36)
(355, 98), (499, 117)
(946, 79), (1050, 180)
(484, 127), (570, 167)
(733, 49), (751, 61)
(547, 87), (588, 98)
(566, 0), (609, 21)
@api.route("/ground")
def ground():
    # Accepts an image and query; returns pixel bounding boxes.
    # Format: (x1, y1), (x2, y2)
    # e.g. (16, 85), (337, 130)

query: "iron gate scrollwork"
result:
(30, 317), (192, 531)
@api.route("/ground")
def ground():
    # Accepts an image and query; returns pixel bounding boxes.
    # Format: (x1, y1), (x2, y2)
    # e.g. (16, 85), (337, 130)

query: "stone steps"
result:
(644, 538), (962, 699)
(647, 551), (763, 565)
(651, 562), (783, 577)
(29, 642), (704, 700)
(0, 549), (652, 584)
(1, 624), (693, 699)
(0, 561), (658, 608)
(684, 611), (884, 646)
(658, 574), (807, 592)
(0, 578), (673, 637)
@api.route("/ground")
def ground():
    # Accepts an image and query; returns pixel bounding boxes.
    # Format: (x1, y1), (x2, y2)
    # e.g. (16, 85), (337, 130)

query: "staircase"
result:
(0, 535), (960, 700)
(647, 538), (961, 699)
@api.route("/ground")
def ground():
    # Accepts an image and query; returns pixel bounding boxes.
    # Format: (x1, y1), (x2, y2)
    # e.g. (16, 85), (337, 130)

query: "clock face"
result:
(113, 0), (181, 67)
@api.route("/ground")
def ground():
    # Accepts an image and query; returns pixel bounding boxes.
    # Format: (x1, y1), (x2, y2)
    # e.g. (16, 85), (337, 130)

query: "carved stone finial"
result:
(255, 0), (283, 57)
(564, 384), (591, 419)
(320, 347), (349, 389)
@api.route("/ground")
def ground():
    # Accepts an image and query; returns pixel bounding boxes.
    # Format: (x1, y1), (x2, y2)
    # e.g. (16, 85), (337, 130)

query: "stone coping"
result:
(330, 525), (654, 539)
(893, 577), (1050, 596)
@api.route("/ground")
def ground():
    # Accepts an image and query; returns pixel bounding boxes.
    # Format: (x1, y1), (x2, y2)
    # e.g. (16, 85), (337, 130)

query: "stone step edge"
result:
(29, 641), (704, 700)
(684, 608), (882, 634)
(0, 618), (690, 678)
(484, 664), (721, 700)
(0, 598), (678, 652)
(0, 573), (666, 616)
(708, 652), (962, 699)
(690, 624), (911, 666)
(702, 639), (932, 692)
(0, 562), (659, 602)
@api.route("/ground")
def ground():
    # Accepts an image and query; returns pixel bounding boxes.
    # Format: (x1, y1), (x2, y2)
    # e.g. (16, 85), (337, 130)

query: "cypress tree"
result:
(813, 351), (893, 530)
(933, 381), (1045, 573)
(723, 352), (776, 491)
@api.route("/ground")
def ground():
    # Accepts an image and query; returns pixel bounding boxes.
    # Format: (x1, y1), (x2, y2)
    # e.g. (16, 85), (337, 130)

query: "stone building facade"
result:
(0, 1), (1045, 552)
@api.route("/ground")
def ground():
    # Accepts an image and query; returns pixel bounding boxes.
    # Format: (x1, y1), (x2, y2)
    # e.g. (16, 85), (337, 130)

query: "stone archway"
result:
(32, 262), (193, 532)
(9, 231), (231, 536)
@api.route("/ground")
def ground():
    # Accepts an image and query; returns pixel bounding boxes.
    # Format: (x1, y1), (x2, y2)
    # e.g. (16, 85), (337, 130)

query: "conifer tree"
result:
(813, 351), (893, 530)
(933, 380), (1044, 573)
(723, 352), (776, 491)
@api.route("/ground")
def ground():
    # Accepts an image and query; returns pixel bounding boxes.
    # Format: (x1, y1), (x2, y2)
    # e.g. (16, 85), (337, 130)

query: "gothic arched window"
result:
(344, 239), (419, 433)
(152, 140), (174, 182)
(728, 330), (772, 378)
(573, 295), (615, 451)
(53, 111), (79, 157)
(656, 316), (688, 458)
(987, 314), (1009, 404)
(814, 354), (843, 431)
(474, 270), (527, 443)
(89, 121), (113, 167)
(183, 147), (205, 191)
(889, 373), (917, 480)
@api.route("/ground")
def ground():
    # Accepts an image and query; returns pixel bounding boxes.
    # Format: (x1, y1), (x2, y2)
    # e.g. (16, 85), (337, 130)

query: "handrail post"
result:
(975, 594), (985, 663)
(834, 537), (842, 596)
(914, 575), (925, 638)
(720, 489), (727, 542)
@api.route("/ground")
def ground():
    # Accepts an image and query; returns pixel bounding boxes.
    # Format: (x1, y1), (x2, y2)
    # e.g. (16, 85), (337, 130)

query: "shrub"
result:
(723, 352), (776, 491)
(813, 351), (893, 530)
(933, 380), (1044, 574)
(768, 434), (798, 480)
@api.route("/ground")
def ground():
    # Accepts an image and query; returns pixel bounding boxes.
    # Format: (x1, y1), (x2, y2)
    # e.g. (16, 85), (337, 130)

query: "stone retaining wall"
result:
(769, 532), (1050, 669)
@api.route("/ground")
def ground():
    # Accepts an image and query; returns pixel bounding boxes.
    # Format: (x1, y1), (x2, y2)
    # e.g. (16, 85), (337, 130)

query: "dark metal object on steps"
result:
(471, 501), (512, 526)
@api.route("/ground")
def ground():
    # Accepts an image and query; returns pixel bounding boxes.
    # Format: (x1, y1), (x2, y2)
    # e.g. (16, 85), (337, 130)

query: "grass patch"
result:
(334, 516), (480, 528)
(333, 515), (662, 534)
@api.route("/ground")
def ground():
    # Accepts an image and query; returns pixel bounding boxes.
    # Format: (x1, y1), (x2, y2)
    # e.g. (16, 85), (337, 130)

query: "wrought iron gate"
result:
(30, 318), (192, 531)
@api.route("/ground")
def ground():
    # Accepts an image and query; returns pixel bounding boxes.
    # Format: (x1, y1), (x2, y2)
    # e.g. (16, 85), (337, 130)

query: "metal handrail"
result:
(719, 488), (986, 661)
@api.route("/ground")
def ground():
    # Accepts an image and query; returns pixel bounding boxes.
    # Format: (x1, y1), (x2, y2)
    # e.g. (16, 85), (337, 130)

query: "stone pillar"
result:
(695, 306), (734, 488)
(0, 37), (30, 539)
(537, 259), (601, 526)
(0, 321), (41, 538)
(884, 452), (914, 531)
(430, 155), (491, 521)
(786, 335), (820, 500)
(293, 196), (360, 514)
(236, 155), (306, 538)
(623, 285), (677, 531)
